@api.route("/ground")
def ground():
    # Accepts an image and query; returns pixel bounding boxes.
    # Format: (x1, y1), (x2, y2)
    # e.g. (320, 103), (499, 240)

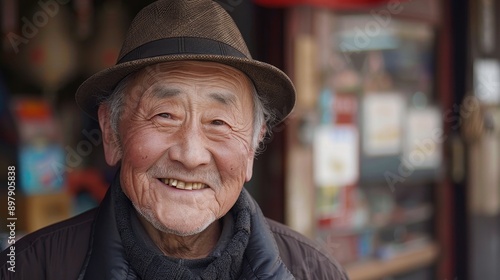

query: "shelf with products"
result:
(319, 203), (434, 236)
(284, 7), (442, 277)
(280, 0), (451, 278)
(345, 242), (440, 280)
(315, 182), (435, 265)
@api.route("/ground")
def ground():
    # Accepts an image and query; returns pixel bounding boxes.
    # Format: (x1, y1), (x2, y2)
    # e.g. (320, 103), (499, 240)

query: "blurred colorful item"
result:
(12, 98), (64, 195)
(66, 168), (108, 214)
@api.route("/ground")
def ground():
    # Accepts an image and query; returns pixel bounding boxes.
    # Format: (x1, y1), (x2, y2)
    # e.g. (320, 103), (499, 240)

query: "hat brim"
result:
(75, 54), (295, 127)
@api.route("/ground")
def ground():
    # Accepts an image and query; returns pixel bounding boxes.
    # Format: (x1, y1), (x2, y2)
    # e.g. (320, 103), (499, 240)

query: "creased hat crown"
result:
(119, 0), (251, 61)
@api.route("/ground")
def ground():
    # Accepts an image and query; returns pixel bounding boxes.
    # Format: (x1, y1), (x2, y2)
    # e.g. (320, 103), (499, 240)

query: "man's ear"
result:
(98, 105), (122, 166)
(245, 124), (267, 181)
(258, 124), (267, 144)
(245, 155), (255, 182)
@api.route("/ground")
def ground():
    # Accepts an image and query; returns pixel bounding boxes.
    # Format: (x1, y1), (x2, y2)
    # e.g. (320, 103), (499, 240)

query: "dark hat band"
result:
(118, 37), (247, 64)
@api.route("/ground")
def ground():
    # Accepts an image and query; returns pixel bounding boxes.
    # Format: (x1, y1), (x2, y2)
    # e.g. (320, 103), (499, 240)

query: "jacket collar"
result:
(79, 177), (135, 280)
(239, 189), (294, 279)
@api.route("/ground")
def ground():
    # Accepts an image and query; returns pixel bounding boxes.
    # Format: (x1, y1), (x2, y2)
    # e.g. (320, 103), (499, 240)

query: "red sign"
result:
(334, 94), (358, 125)
(255, 0), (389, 10)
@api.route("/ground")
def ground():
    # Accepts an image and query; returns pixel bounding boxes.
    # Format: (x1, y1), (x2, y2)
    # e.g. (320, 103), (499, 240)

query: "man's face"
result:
(99, 61), (256, 236)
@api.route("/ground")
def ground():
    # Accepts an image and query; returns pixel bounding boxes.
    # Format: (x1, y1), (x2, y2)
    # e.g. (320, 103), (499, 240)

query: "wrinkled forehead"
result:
(127, 61), (255, 100)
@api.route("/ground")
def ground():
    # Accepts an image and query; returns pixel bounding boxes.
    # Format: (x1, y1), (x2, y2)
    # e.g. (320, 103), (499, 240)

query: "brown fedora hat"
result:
(75, 0), (295, 126)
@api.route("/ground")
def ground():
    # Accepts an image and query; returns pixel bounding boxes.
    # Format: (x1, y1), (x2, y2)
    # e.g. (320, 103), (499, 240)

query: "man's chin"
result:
(155, 219), (215, 237)
(135, 205), (216, 236)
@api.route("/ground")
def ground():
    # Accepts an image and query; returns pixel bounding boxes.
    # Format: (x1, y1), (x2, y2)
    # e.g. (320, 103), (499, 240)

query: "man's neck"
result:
(137, 214), (222, 259)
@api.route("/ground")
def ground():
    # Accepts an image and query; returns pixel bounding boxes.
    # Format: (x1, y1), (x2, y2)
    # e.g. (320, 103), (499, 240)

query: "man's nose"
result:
(167, 125), (211, 169)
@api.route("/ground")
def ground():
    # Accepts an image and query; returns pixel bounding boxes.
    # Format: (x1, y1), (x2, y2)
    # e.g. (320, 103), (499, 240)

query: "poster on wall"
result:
(313, 125), (359, 187)
(403, 107), (443, 169)
(313, 124), (359, 226)
(362, 93), (405, 157)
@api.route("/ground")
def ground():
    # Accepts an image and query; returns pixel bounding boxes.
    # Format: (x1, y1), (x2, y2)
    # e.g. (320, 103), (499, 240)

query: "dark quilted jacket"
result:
(1, 188), (348, 280)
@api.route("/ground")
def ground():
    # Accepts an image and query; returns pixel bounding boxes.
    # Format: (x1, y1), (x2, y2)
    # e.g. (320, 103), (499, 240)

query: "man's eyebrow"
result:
(209, 92), (237, 106)
(150, 86), (181, 99)
(149, 86), (238, 106)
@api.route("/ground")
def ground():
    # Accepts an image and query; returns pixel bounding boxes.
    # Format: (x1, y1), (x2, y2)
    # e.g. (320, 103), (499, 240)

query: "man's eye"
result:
(158, 113), (172, 119)
(211, 119), (226, 126)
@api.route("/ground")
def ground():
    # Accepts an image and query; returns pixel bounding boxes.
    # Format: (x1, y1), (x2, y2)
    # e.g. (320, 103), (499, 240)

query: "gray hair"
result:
(101, 73), (275, 154)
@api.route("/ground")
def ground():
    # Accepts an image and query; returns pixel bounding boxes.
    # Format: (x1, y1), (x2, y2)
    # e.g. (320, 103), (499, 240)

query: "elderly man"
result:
(1, 0), (347, 279)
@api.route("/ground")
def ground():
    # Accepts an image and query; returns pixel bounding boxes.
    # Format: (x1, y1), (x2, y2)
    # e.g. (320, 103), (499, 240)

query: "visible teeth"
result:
(162, 178), (206, 190)
(177, 181), (185, 189)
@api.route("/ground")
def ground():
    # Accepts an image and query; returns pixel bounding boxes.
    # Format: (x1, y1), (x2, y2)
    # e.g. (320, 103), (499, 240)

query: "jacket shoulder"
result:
(266, 218), (349, 280)
(0, 208), (97, 280)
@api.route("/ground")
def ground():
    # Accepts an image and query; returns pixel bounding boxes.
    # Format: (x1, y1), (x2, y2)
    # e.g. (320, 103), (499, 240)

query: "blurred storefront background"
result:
(1, 0), (499, 279)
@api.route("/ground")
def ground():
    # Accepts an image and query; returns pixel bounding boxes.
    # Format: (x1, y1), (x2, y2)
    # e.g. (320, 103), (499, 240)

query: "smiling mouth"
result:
(160, 178), (208, 190)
